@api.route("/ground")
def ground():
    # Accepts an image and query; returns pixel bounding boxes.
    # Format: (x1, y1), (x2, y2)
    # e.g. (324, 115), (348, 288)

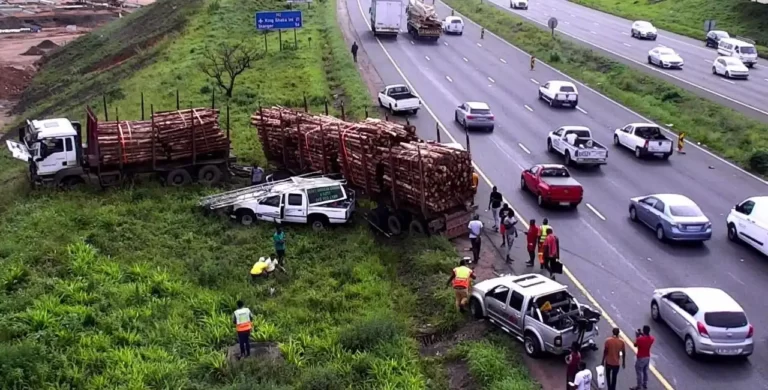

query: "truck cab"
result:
(6, 118), (86, 187)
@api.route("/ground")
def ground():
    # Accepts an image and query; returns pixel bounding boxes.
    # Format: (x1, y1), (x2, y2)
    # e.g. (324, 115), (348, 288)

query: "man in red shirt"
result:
(630, 325), (655, 390)
(525, 219), (539, 267)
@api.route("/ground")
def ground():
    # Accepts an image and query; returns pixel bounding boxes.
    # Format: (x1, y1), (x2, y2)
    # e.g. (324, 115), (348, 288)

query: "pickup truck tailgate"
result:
(542, 177), (583, 199)
(646, 140), (672, 153)
(574, 148), (607, 160)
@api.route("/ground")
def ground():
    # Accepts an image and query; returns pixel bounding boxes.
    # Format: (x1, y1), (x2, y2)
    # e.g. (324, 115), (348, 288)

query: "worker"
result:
(471, 170), (479, 193)
(565, 131), (578, 146)
(232, 300), (253, 359)
(250, 256), (276, 280)
(525, 219), (539, 267)
(273, 225), (286, 265)
(542, 228), (561, 280)
(677, 132), (686, 154)
(530, 55), (536, 71)
(447, 259), (476, 312)
(502, 209), (518, 262)
(481, 27), (485, 39)
(251, 166), (264, 186)
(537, 217), (551, 269)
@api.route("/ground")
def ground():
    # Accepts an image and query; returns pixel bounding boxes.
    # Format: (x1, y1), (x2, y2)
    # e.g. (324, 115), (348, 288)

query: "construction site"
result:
(0, 0), (153, 128)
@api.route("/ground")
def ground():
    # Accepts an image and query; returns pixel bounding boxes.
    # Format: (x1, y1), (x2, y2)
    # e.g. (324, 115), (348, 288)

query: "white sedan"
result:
(510, 0), (528, 9)
(712, 56), (749, 80)
(442, 16), (464, 35)
(631, 20), (657, 40)
(647, 47), (683, 69)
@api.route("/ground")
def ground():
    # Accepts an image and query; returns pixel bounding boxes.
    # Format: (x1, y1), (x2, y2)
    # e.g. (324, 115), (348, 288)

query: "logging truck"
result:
(5, 106), (235, 188)
(406, 0), (442, 41)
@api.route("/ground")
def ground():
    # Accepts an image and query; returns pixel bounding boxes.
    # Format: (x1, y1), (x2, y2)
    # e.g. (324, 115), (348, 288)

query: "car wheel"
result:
(564, 151), (572, 166)
(236, 209), (256, 226)
(378, 97), (384, 107)
(728, 223), (740, 242)
(656, 225), (665, 241)
(652, 36), (657, 41)
(537, 193), (545, 207)
(647, 56), (652, 65)
(712, 66), (717, 75)
(725, 71), (731, 79)
(524, 332), (543, 358)
(630, 30), (634, 38)
(546, 139), (553, 152)
(651, 301), (662, 322)
(470, 298), (484, 319)
(635, 147), (642, 158)
(549, 98), (554, 107)
(454, 112), (459, 122)
(629, 206), (638, 221)
(685, 336), (697, 358)
(520, 176), (527, 191)
(613, 134), (620, 146)
(538, 91), (543, 100)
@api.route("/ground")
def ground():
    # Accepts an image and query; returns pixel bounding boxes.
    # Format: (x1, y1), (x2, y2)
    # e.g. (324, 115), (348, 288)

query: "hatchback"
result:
(651, 287), (753, 358)
(629, 193), (712, 242)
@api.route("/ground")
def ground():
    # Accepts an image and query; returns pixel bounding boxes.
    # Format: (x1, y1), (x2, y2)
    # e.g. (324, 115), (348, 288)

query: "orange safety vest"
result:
(234, 308), (252, 332)
(472, 172), (479, 190)
(452, 266), (472, 289)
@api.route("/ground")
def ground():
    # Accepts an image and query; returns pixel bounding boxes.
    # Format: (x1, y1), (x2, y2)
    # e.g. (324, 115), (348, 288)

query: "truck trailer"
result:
(370, 0), (402, 36)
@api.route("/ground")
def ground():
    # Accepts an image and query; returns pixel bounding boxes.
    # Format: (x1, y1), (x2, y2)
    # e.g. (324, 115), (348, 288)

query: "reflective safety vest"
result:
(453, 266), (472, 289)
(234, 308), (252, 332)
(539, 224), (551, 243)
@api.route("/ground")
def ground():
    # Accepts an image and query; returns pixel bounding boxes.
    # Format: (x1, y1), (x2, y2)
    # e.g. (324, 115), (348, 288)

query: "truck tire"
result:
(408, 219), (426, 236)
(59, 176), (85, 190)
(634, 147), (642, 159)
(470, 298), (484, 319)
(524, 331), (543, 358)
(198, 165), (223, 186)
(236, 209), (256, 226)
(546, 139), (553, 153)
(309, 215), (329, 232)
(387, 215), (403, 236)
(564, 151), (572, 166)
(613, 134), (620, 146)
(166, 169), (192, 186)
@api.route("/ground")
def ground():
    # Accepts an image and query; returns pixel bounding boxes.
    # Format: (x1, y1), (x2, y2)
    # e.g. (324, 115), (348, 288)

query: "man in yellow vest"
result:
(233, 300), (253, 359)
(447, 259), (477, 312)
(538, 218), (551, 269)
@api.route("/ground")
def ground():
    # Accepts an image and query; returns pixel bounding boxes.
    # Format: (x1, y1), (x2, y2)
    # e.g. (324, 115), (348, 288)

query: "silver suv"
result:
(469, 273), (601, 360)
(455, 101), (495, 131)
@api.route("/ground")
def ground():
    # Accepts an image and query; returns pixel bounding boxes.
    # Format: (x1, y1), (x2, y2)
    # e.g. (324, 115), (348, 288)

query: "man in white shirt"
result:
(570, 362), (592, 390)
(467, 214), (483, 264)
(502, 211), (518, 262)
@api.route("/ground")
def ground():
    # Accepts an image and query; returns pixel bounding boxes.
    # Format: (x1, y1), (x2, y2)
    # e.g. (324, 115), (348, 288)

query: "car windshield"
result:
(540, 168), (570, 177)
(669, 205), (703, 217)
(559, 86), (576, 92)
(451, 19), (462, 24)
(705, 312), (748, 328)
(658, 48), (675, 55)
(724, 58), (743, 66)
(637, 22), (652, 29)
(470, 108), (491, 114)
(740, 46), (756, 54)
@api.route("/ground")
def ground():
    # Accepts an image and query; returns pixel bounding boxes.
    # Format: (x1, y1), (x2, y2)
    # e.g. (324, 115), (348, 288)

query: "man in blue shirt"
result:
(273, 225), (286, 264)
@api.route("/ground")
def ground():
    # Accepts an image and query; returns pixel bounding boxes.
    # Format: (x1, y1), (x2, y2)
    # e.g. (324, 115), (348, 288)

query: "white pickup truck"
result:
(613, 123), (673, 160)
(378, 84), (421, 114)
(547, 126), (608, 167)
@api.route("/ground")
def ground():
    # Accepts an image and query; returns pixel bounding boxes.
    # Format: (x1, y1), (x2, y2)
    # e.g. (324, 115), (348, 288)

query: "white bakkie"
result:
(377, 84), (421, 114)
(613, 123), (674, 160)
(546, 126), (608, 167)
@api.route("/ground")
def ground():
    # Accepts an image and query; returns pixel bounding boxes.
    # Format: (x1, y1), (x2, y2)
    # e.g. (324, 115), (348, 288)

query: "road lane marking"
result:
(570, 13), (575, 17)
(477, 42), (482, 47)
(621, 32), (629, 35)
(564, 21), (570, 25)
(488, 76), (495, 83)
(764, 78), (768, 82)
(586, 203), (606, 220)
(590, 30), (597, 35)
(444, 6), (768, 186)
(727, 272), (746, 286)
(524, 105), (534, 112)
(425, 55), (431, 61)
(518, 143), (531, 153)
(720, 78), (735, 85)
(530, 78), (539, 84)
(576, 106), (588, 114)
(410, 40), (414, 45)
(446, 76), (453, 83)
(500, 58), (507, 63)
(593, 22), (599, 26)
(551, 7), (556, 10)
(623, 43), (631, 47)
(463, 57), (469, 62)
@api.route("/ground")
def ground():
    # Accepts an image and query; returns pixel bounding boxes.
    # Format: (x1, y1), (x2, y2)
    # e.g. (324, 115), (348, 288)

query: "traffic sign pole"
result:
(294, 28), (297, 47)
(279, 29), (283, 51)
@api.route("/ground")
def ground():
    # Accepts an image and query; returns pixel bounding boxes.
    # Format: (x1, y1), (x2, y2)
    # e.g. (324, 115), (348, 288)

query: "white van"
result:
(727, 196), (768, 255)
(717, 38), (758, 68)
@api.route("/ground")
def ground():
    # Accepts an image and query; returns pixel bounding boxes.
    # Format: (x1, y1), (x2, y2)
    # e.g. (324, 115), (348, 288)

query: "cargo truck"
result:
(369, 0), (402, 36)
(406, 0), (442, 41)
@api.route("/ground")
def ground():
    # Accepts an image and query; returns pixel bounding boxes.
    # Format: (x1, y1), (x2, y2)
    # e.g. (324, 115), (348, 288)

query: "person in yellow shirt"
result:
(250, 256), (276, 280)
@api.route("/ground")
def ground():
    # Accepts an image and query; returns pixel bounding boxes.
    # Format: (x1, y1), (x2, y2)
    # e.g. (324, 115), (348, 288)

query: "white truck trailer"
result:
(370, 0), (402, 36)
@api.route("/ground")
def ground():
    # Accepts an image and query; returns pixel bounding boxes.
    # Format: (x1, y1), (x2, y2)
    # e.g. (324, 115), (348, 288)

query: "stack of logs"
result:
(96, 108), (228, 165)
(252, 107), (473, 214)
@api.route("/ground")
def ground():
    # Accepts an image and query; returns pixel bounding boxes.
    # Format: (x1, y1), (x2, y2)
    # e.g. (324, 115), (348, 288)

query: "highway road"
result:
(483, 0), (768, 121)
(343, 0), (768, 389)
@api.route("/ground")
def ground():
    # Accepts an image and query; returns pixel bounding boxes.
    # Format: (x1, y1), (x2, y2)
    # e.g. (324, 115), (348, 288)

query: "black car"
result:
(705, 30), (730, 48)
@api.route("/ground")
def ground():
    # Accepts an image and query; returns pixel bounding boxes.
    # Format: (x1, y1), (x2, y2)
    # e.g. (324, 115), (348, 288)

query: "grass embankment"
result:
(568, 0), (768, 58)
(0, 0), (538, 388)
(445, 0), (768, 175)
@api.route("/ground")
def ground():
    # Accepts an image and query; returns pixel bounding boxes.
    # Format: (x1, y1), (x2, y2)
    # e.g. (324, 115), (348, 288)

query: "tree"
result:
(199, 41), (260, 98)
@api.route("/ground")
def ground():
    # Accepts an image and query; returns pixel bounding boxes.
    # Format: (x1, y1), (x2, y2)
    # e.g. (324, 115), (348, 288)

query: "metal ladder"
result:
(198, 171), (325, 210)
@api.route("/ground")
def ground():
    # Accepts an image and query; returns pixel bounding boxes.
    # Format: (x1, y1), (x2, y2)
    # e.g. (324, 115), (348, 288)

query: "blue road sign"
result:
(255, 10), (303, 30)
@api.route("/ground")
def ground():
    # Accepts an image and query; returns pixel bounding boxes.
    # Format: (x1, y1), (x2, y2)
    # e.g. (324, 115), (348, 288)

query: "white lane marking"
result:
(518, 143), (531, 153)
(590, 30), (597, 35)
(764, 78), (768, 82)
(477, 42), (482, 47)
(524, 105), (534, 112)
(564, 21), (570, 25)
(720, 78), (735, 85)
(446, 76), (453, 83)
(530, 78), (539, 84)
(623, 43), (631, 47)
(445, 6), (768, 186)
(727, 272), (746, 286)
(593, 22), (599, 26)
(488, 76), (495, 83)
(425, 55), (431, 61)
(586, 203), (606, 221)
(576, 106), (588, 114)
(463, 57), (469, 62)
(551, 6), (556, 10)
(444, 41), (448, 46)
(570, 13), (575, 17)
(703, 59), (712, 63)
(410, 40), (414, 45)
(621, 32), (629, 35)
(500, 58), (507, 63)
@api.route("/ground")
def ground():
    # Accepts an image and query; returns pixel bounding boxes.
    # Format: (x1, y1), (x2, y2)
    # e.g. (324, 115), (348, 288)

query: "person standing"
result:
(232, 300), (253, 359)
(566, 341), (581, 390)
(630, 326), (655, 390)
(273, 225), (286, 265)
(351, 41), (359, 63)
(251, 166), (264, 186)
(525, 219), (539, 267)
(468, 214), (483, 264)
(537, 218), (551, 268)
(602, 327), (626, 390)
(502, 210), (518, 262)
(542, 227), (560, 279)
(570, 361), (592, 390)
(488, 186), (503, 232)
(499, 203), (511, 247)
(447, 259), (476, 312)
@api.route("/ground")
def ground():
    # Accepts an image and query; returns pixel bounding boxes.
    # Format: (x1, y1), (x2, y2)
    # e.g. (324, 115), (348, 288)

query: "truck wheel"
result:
(613, 135), (620, 146)
(309, 215), (329, 232)
(634, 147), (642, 159)
(564, 152), (572, 166)
(408, 219), (426, 236)
(166, 169), (192, 186)
(236, 209), (256, 226)
(387, 215), (403, 236)
(198, 165), (223, 186)
(546, 139), (553, 152)
(524, 332), (543, 358)
(59, 176), (85, 190)
(470, 298), (484, 319)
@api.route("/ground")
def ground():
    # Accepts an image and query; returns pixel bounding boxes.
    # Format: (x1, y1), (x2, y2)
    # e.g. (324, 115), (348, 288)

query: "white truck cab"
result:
(727, 196), (768, 256)
(6, 118), (85, 186)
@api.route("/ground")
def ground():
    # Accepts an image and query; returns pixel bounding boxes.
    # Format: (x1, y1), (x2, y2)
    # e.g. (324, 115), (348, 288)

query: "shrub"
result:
(749, 150), (768, 174)
(0, 341), (49, 389)
(298, 366), (345, 390)
(339, 315), (403, 353)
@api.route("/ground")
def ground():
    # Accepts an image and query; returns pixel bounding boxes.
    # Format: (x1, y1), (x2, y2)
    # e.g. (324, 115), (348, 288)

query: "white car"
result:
(631, 20), (657, 40)
(538, 80), (578, 108)
(510, 0), (528, 9)
(647, 47), (683, 68)
(442, 16), (464, 35)
(727, 196), (768, 256)
(712, 56), (749, 80)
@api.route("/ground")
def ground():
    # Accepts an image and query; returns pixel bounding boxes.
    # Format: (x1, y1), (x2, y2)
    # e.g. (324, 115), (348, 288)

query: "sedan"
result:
(712, 56), (749, 80)
(647, 47), (684, 69)
(631, 20), (657, 40)
(628, 193), (712, 242)
(510, 0), (528, 9)
(651, 287), (753, 358)
(455, 101), (495, 131)
(442, 16), (464, 35)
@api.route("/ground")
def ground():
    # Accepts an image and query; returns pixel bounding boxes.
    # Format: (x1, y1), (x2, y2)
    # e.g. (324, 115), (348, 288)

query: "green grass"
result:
(455, 335), (539, 390)
(445, 0), (768, 175)
(569, 0), (768, 58)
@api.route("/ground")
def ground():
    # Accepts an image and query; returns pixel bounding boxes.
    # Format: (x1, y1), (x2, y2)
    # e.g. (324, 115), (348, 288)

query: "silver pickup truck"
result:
(469, 273), (601, 361)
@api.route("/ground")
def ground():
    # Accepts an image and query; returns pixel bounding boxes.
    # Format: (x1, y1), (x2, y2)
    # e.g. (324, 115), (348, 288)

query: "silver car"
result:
(629, 193), (712, 242)
(455, 101), (495, 131)
(651, 287), (753, 358)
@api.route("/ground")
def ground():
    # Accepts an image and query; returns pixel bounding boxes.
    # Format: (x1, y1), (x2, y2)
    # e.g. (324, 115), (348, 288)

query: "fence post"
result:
(211, 89), (215, 109)
(141, 92), (145, 120)
(304, 94), (309, 113)
(365, 107), (369, 118)
(340, 102), (345, 121)
(102, 95), (108, 121)
(176, 89), (180, 110)
(436, 122), (441, 142)
(324, 99), (329, 115)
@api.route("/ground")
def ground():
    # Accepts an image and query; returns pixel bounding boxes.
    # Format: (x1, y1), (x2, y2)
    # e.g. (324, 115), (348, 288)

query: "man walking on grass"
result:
(351, 41), (359, 63)
(233, 300), (253, 359)
(447, 259), (476, 312)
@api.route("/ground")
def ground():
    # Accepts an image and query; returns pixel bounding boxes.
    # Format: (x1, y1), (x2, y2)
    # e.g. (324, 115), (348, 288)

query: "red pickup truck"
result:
(520, 164), (583, 208)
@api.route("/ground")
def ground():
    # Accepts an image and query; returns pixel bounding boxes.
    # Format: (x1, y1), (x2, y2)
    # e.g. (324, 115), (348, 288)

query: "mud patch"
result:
(37, 40), (60, 50)
(446, 360), (478, 390)
(0, 66), (33, 100)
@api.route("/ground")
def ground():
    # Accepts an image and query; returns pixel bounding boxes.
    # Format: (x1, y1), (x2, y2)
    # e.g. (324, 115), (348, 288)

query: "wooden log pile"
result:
(96, 108), (228, 165)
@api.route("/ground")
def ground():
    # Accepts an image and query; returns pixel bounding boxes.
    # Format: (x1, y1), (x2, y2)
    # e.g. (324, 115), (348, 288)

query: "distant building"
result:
(751, 0), (768, 4)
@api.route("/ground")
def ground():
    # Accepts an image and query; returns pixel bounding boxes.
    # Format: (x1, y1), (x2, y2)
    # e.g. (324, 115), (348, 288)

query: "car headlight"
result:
(676, 223), (685, 230)
(704, 222), (712, 230)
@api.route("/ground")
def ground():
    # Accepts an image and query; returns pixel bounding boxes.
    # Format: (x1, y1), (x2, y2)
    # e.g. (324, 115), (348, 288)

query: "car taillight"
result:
(489, 115), (495, 120)
(747, 324), (754, 338)
(643, 140), (649, 149)
(697, 321), (710, 338)
(466, 115), (475, 119)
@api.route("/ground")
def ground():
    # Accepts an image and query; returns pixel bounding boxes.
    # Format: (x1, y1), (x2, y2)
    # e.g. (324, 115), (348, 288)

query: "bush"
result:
(749, 150), (768, 175)
(298, 366), (345, 390)
(339, 315), (403, 353)
(0, 341), (50, 389)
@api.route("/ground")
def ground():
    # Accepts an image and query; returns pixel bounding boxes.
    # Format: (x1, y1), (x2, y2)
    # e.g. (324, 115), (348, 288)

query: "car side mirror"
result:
(35, 157), (44, 162)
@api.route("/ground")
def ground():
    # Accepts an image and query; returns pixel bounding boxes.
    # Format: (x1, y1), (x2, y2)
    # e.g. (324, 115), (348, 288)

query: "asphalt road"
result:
(485, 0), (768, 121)
(344, 0), (768, 389)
